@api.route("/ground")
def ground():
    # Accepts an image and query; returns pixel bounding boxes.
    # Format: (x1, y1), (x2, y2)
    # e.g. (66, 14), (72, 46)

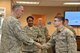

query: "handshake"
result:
(34, 42), (42, 49)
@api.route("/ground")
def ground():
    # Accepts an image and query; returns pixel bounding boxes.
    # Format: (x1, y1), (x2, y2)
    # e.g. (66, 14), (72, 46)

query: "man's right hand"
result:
(34, 42), (42, 49)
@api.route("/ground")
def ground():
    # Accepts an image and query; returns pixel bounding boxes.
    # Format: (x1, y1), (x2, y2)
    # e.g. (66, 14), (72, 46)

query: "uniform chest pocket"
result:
(55, 36), (67, 44)
(57, 33), (67, 41)
(33, 30), (38, 35)
(58, 37), (66, 40)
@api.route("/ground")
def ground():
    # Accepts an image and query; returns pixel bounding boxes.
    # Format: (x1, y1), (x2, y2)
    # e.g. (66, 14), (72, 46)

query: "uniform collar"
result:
(27, 25), (35, 29)
(57, 25), (65, 32)
(38, 25), (42, 27)
(11, 13), (17, 19)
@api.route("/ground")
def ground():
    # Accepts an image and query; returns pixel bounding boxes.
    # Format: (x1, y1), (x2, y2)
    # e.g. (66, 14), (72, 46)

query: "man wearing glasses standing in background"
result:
(38, 16), (77, 53)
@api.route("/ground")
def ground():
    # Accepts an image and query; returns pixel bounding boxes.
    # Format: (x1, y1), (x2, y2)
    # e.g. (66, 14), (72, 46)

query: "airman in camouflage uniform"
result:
(37, 18), (49, 53)
(22, 16), (42, 53)
(0, 4), (40, 53)
(64, 19), (76, 35)
(38, 26), (49, 44)
(42, 16), (77, 53)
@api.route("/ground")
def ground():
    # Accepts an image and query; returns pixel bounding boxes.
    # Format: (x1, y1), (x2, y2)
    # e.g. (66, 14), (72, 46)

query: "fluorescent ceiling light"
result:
(16, 1), (40, 4)
(64, 2), (80, 5)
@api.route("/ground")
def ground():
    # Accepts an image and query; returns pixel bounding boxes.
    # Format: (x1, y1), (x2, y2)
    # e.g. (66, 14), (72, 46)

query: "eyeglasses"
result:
(53, 20), (60, 22)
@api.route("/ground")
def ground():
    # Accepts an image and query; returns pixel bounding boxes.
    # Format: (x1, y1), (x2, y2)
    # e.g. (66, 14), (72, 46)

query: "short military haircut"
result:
(54, 16), (65, 24)
(12, 3), (22, 10)
(26, 16), (34, 21)
(65, 19), (69, 22)
(54, 16), (65, 21)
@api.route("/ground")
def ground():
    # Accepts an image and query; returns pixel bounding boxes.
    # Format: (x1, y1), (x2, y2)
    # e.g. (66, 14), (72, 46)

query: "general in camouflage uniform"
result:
(22, 16), (42, 53)
(42, 16), (77, 53)
(0, 4), (39, 53)
(0, 15), (35, 53)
